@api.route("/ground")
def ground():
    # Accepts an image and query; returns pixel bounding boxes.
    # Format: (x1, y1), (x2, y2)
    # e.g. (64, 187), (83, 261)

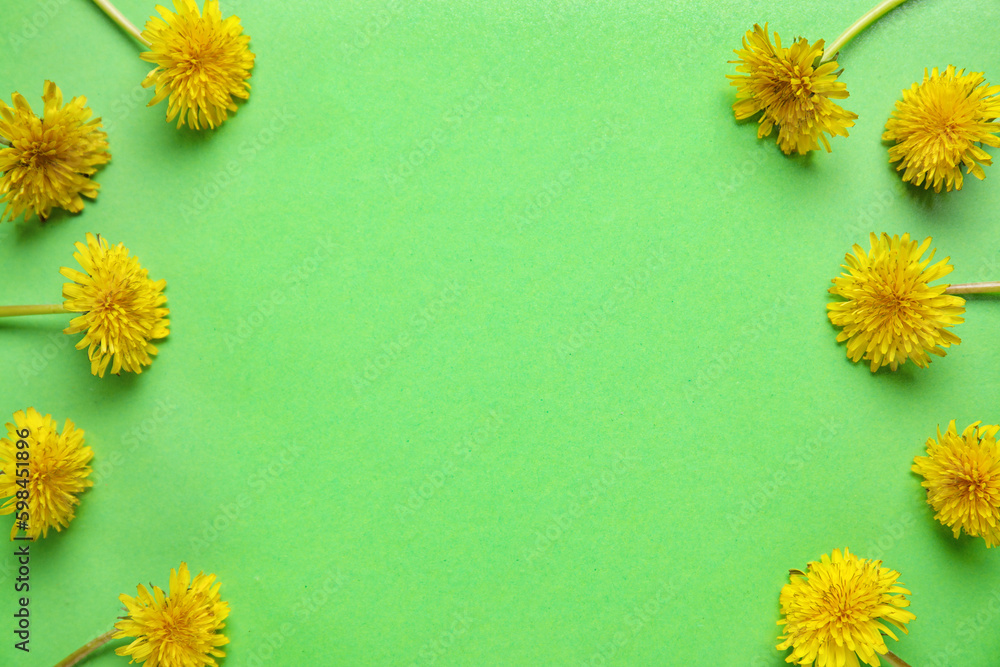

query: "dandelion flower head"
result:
(0, 81), (109, 221)
(61, 233), (169, 377)
(141, 0), (255, 129)
(913, 420), (1000, 547)
(114, 562), (230, 667)
(0, 408), (92, 540)
(729, 24), (857, 155)
(883, 66), (1000, 193)
(777, 548), (915, 667)
(827, 233), (965, 372)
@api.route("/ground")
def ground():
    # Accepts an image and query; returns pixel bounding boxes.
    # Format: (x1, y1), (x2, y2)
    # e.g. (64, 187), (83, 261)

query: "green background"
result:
(2, 0), (1000, 664)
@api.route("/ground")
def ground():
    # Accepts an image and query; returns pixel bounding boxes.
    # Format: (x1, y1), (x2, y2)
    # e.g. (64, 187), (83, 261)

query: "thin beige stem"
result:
(822, 0), (912, 62)
(89, 0), (151, 47)
(0, 304), (68, 318)
(946, 281), (1000, 295)
(53, 629), (117, 667)
(882, 649), (914, 667)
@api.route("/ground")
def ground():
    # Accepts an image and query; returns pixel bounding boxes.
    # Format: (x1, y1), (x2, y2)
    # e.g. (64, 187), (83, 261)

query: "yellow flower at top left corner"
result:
(0, 408), (93, 541)
(0, 80), (110, 222)
(728, 24), (857, 155)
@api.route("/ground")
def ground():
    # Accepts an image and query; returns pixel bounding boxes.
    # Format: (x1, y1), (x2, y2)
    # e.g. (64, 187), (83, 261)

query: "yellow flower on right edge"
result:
(913, 420), (1000, 547)
(0, 81), (110, 222)
(827, 233), (965, 372)
(884, 66), (1000, 193)
(777, 548), (914, 667)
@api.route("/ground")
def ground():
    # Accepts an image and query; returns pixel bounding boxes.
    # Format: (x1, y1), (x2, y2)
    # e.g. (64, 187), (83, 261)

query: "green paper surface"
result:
(3, 0), (1000, 664)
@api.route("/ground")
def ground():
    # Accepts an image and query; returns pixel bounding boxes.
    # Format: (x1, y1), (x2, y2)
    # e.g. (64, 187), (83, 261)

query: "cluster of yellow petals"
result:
(913, 420), (1000, 547)
(141, 0), (255, 129)
(0, 81), (110, 222)
(884, 66), (1000, 192)
(827, 233), (965, 372)
(114, 562), (230, 667)
(729, 24), (857, 155)
(777, 549), (914, 667)
(0, 408), (92, 540)
(61, 233), (170, 377)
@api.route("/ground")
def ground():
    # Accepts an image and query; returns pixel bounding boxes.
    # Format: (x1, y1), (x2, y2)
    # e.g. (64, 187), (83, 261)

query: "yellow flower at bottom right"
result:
(777, 548), (914, 667)
(913, 420), (1000, 547)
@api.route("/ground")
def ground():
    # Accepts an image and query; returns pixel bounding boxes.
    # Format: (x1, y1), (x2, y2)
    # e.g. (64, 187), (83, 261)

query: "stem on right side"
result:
(822, 0), (912, 62)
(946, 281), (1000, 295)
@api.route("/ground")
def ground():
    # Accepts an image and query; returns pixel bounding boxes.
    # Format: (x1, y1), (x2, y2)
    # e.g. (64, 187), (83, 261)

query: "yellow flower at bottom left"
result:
(0, 408), (92, 540)
(114, 562), (230, 667)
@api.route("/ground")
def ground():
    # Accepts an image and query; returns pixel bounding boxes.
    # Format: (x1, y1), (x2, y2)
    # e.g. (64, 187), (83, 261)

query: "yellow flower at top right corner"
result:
(883, 65), (1000, 192)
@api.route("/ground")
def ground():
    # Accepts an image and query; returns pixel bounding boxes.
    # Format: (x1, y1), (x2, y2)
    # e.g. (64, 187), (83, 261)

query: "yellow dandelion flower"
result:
(61, 233), (169, 377)
(728, 24), (857, 155)
(777, 548), (915, 667)
(827, 233), (965, 372)
(0, 408), (92, 540)
(114, 562), (229, 667)
(0, 80), (110, 222)
(884, 66), (1000, 193)
(140, 0), (255, 129)
(912, 420), (1000, 546)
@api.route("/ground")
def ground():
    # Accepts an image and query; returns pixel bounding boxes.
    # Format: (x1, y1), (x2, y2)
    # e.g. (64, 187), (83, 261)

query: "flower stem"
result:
(945, 281), (1000, 295)
(53, 629), (117, 667)
(822, 0), (912, 62)
(882, 650), (914, 667)
(0, 304), (68, 318)
(89, 0), (151, 47)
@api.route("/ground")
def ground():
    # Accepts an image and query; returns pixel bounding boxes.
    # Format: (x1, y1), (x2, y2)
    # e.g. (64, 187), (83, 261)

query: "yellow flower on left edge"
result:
(0, 408), (93, 540)
(729, 24), (857, 155)
(61, 233), (170, 377)
(0, 81), (110, 222)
